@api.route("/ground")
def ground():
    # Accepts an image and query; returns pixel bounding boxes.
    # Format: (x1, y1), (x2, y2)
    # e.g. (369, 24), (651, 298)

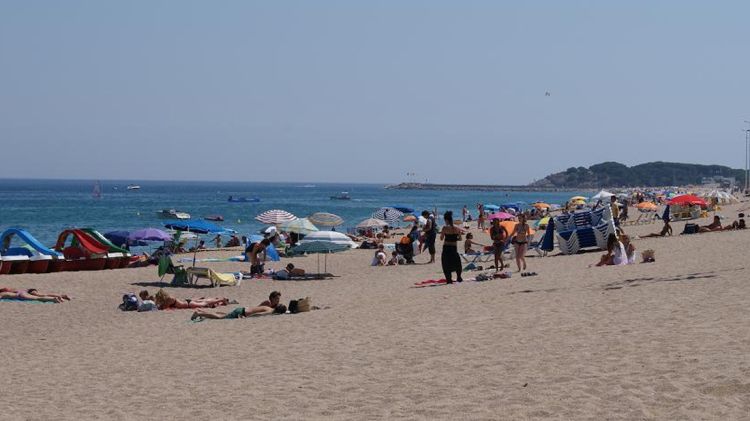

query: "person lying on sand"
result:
(723, 213), (746, 230)
(0, 287), (71, 303)
(642, 221), (672, 238)
(699, 216), (723, 233)
(191, 303), (287, 320)
(147, 289), (230, 310)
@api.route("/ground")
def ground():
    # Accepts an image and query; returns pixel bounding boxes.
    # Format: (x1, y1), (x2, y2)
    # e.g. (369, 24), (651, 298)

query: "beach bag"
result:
(683, 223), (699, 235)
(120, 293), (139, 311)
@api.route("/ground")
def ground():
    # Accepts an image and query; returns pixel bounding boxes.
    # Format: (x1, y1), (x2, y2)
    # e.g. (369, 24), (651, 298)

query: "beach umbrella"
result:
(535, 216), (550, 228)
(483, 204), (500, 212)
(308, 212), (344, 227)
(104, 230), (148, 247)
(569, 196), (588, 202)
(668, 194), (707, 208)
(163, 220), (235, 234)
(661, 205), (671, 222)
(278, 218), (319, 235)
(591, 190), (614, 201)
(403, 215), (417, 222)
(387, 205), (415, 214)
(299, 231), (358, 248)
(291, 240), (349, 274)
(533, 202), (550, 210)
(488, 212), (516, 221)
(128, 228), (171, 242)
(372, 207), (404, 224)
(540, 218), (556, 252)
(255, 209), (298, 225)
(357, 218), (388, 229)
(636, 202), (658, 212)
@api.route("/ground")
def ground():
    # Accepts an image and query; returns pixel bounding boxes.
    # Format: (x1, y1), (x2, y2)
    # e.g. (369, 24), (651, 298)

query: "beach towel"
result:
(0, 298), (55, 304)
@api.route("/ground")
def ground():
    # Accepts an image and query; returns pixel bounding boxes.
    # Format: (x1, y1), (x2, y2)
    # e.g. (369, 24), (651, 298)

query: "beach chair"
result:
(185, 267), (241, 287)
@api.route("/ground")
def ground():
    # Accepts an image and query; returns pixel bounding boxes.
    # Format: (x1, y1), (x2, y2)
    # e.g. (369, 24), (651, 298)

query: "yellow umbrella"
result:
(536, 216), (550, 228)
(569, 196), (587, 202)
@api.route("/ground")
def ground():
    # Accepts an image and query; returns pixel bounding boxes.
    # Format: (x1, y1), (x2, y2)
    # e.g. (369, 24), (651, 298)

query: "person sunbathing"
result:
(463, 232), (485, 254)
(191, 303), (287, 320)
(699, 216), (723, 233)
(149, 289), (230, 310)
(723, 213), (746, 230)
(642, 221), (672, 238)
(0, 287), (70, 303)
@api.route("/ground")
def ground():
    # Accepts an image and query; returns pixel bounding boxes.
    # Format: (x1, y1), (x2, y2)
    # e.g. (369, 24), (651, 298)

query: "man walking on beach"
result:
(421, 210), (437, 263)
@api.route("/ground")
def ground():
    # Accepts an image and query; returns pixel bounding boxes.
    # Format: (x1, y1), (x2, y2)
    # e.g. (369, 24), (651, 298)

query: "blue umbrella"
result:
(661, 205), (671, 222)
(163, 220), (235, 234)
(128, 228), (172, 242)
(540, 218), (556, 252)
(104, 230), (148, 247)
(388, 205), (415, 214)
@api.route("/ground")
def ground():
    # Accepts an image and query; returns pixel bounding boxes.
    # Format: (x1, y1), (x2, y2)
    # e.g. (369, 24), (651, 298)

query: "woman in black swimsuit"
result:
(439, 211), (463, 283)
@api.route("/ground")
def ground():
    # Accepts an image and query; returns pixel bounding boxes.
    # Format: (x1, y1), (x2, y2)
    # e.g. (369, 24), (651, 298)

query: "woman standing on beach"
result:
(439, 211), (463, 283)
(512, 214), (531, 272)
(477, 204), (485, 230)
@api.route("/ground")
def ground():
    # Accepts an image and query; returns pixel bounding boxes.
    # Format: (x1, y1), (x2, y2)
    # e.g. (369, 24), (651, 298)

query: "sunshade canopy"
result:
(308, 212), (344, 227)
(255, 209), (298, 225)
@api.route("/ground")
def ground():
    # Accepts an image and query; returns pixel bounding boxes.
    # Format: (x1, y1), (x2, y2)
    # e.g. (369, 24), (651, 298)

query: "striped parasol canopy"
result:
(357, 218), (388, 229)
(255, 209), (298, 225)
(278, 218), (319, 235)
(308, 212), (344, 227)
(372, 207), (404, 224)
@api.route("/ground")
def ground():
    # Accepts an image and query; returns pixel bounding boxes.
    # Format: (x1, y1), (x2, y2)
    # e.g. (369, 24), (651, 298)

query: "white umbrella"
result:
(299, 231), (358, 248)
(278, 218), (319, 235)
(591, 190), (615, 201)
(308, 212), (344, 227)
(357, 218), (388, 229)
(255, 209), (297, 225)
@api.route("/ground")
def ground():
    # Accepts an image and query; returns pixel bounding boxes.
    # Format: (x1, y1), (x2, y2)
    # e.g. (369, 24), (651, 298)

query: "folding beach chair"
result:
(185, 267), (241, 287)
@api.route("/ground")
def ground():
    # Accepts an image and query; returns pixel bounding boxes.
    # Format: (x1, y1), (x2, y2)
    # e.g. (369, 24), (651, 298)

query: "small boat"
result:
(157, 209), (191, 220)
(126, 184), (141, 190)
(204, 215), (224, 222)
(228, 195), (260, 203)
(330, 192), (352, 200)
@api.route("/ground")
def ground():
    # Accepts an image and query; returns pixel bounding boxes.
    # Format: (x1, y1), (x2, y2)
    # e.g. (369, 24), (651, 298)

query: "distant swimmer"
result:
(545, 91), (551, 96)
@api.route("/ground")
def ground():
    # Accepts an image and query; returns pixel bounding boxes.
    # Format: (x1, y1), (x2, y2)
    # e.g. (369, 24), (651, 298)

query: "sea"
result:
(0, 179), (585, 247)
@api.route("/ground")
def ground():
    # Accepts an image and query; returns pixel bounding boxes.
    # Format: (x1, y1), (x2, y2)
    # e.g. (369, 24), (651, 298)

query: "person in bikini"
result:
(489, 219), (508, 271)
(642, 220), (673, 238)
(148, 289), (230, 310)
(439, 211), (463, 283)
(699, 215), (723, 233)
(463, 232), (485, 254)
(0, 287), (70, 303)
(512, 214), (531, 272)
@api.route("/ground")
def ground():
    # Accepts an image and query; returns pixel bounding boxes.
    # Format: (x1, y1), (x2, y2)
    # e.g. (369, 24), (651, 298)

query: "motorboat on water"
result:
(330, 192), (351, 200)
(157, 209), (191, 220)
(228, 195), (260, 203)
(204, 215), (224, 222)
(127, 184), (141, 190)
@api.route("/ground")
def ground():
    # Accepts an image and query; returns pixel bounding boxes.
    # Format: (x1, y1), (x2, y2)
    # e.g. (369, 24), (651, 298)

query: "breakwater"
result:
(384, 182), (577, 192)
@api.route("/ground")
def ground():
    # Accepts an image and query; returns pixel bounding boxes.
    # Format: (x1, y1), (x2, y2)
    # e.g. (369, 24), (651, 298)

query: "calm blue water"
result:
(0, 179), (584, 247)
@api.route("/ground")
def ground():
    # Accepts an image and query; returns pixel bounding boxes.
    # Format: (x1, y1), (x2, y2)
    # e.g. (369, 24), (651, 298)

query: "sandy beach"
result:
(2, 203), (750, 420)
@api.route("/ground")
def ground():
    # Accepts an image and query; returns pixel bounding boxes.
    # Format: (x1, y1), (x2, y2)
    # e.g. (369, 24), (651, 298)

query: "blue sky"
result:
(1, 1), (749, 184)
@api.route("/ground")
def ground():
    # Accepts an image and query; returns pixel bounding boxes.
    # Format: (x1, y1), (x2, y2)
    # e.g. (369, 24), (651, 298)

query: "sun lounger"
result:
(185, 267), (241, 287)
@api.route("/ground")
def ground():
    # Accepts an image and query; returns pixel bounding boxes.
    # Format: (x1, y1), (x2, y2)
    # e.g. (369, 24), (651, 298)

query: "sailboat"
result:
(92, 181), (102, 199)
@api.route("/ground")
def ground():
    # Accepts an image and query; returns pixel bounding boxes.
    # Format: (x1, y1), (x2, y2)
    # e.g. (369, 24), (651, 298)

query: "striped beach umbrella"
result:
(255, 209), (298, 225)
(308, 212), (344, 227)
(278, 218), (319, 235)
(357, 218), (388, 229)
(372, 207), (404, 224)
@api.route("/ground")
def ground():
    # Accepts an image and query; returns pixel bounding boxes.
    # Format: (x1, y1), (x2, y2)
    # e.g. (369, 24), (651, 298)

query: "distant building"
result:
(701, 176), (735, 189)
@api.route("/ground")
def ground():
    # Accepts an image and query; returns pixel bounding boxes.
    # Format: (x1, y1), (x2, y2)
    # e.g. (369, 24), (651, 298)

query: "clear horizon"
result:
(2, 1), (749, 184)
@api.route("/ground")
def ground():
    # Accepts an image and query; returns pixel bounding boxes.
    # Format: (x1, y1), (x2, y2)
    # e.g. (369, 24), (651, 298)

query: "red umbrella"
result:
(667, 194), (707, 208)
